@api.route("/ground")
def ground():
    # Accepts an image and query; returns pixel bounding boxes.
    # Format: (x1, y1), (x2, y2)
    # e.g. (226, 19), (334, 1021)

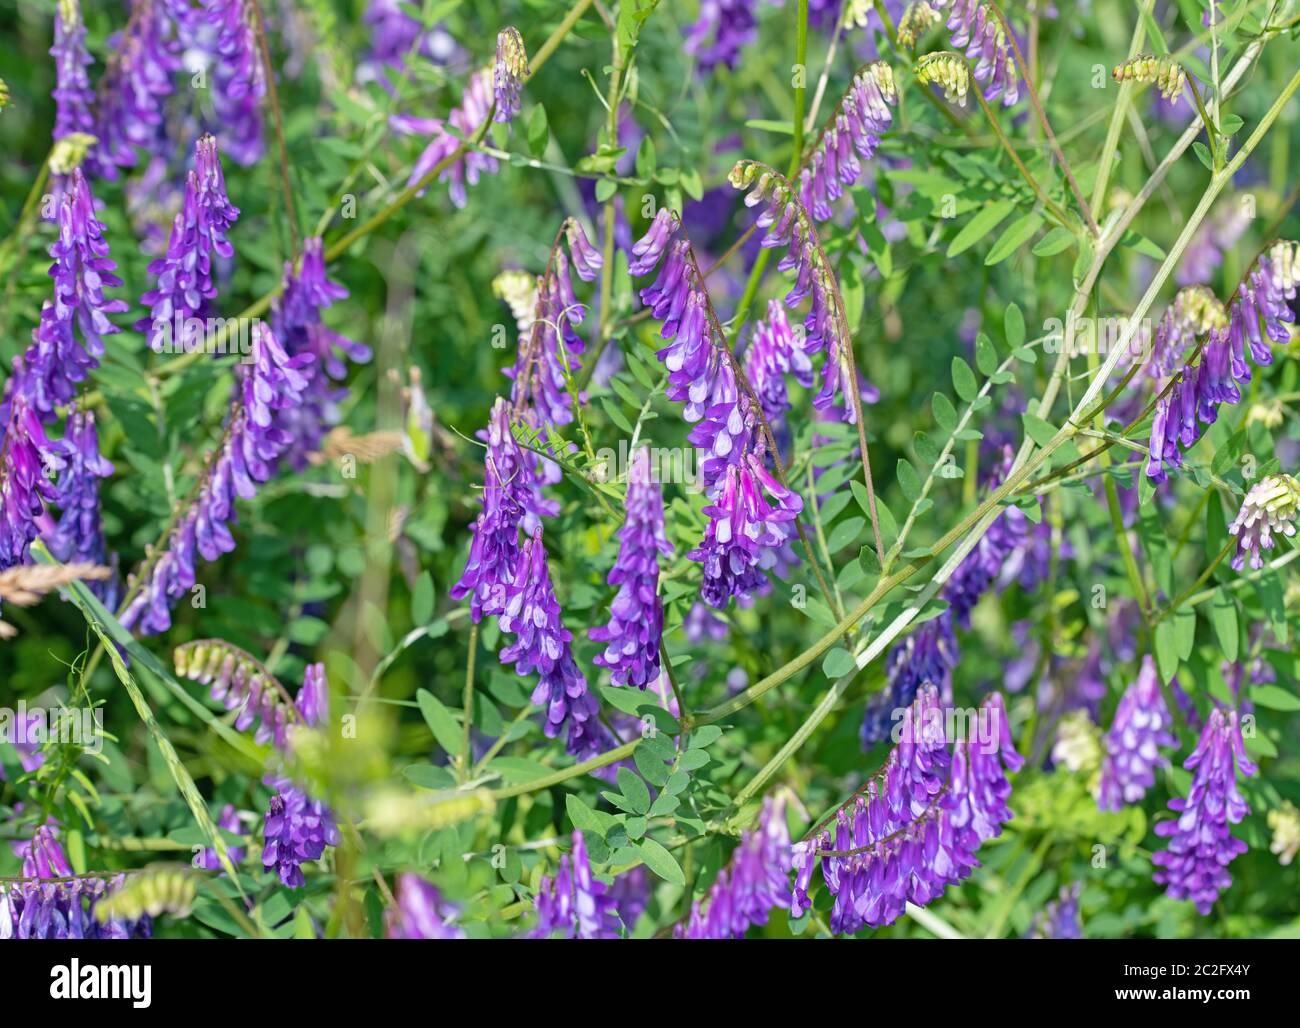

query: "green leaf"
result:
(1172, 606), (1196, 661)
(417, 689), (464, 758)
(1154, 620), (1179, 683)
(985, 213), (1044, 265)
(1250, 685), (1300, 712)
(411, 571), (434, 626)
(1004, 303), (1025, 349)
(635, 136), (657, 179)
(595, 178), (618, 203)
(947, 199), (1016, 257)
(617, 767), (651, 815)
(822, 647), (856, 678)
(827, 516), (865, 552)
(637, 838), (685, 886)
(931, 393), (957, 433)
(1021, 413), (1057, 448)
(1031, 226), (1075, 256)
(1209, 592), (1239, 663)
(896, 459), (921, 501)
(526, 104), (549, 157)
(951, 357), (978, 401)
(634, 741), (671, 787)
(975, 333), (998, 375)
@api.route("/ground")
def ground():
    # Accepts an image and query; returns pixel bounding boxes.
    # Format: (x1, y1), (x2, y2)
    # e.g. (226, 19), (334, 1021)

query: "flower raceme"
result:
(50, 0), (100, 178)
(493, 27), (528, 123)
(1096, 654), (1177, 811)
(1227, 473), (1300, 571)
(934, 1), (1020, 106)
(589, 447), (673, 689)
(386, 875), (466, 939)
(392, 66), (498, 207)
(1152, 708), (1257, 914)
(793, 688), (1023, 934)
(206, 0), (267, 166)
(532, 830), (622, 938)
(96, 0), (184, 173)
(121, 324), (313, 635)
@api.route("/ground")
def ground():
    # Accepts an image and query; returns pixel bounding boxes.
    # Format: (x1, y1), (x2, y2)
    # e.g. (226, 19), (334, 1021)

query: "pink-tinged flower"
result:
(1152, 708), (1256, 914)
(590, 448), (673, 689)
(206, 0), (266, 165)
(96, 0), (184, 174)
(391, 68), (497, 207)
(933, 0), (1019, 105)
(684, 0), (758, 73)
(746, 300), (813, 425)
(0, 397), (66, 572)
(45, 408), (117, 606)
(1227, 473), (1300, 570)
(799, 63), (896, 222)
(1096, 655), (1177, 810)
(493, 27), (528, 123)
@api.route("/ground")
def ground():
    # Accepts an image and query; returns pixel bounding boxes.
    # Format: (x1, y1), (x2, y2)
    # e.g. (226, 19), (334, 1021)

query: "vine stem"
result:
(460, 622), (479, 782)
(971, 79), (1072, 227)
(249, 0), (301, 253)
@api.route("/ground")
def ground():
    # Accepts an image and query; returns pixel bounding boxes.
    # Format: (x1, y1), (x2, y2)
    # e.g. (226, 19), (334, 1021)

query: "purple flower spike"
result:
(46, 409), (117, 605)
(799, 63), (896, 222)
(590, 447), (673, 689)
(386, 875), (466, 938)
(120, 325), (313, 635)
(1096, 655), (1177, 811)
(532, 830), (622, 938)
(1152, 708), (1256, 914)
(689, 452), (803, 610)
(493, 27), (528, 123)
(207, 0), (266, 166)
(392, 68), (497, 207)
(0, 397), (66, 572)
(262, 776), (340, 889)
(677, 796), (792, 938)
(96, 0), (183, 173)
(198, 804), (247, 872)
(296, 663), (329, 727)
(500, 528), (605, 758)
(1227, 473), (1300, 571)
(628, 209), (681, 276)
(564, 220), (603, 282)
(746, 300), (814, 425)
(936, 1), (1020, 105)
(139, 135), (241, 354)
(50, 0), (100, 175)
(1029, 883), (1083, 938)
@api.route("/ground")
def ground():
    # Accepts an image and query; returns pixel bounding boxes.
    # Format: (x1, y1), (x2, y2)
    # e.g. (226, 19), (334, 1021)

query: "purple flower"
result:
(493, 27), (528, 123)
(138, 135), (240, 354)
(96, 0), (184, 173)
(120, 324), (313, 635)
(262, 776), (340, 888)
(271, 237), (370, 467)
(590, 448), (673, 688)
(798, 63), (896, 222)
(532, 830), (622, 938)
(296, 662), (328, 727)
(936, 0), (1020, 105)
(450, 398), (530, 622)
(386, 875), (466, 938)
(197, 804), (247, 872)
(362, 0), (462, 88)
(391, 68), (497, 207)
(45, 409), (117, 605)
(689, 453), (803, 610)
(500, 528), (605, 758)
(7, 169), (127, 421)
(1152, 708), (1256, 914)
(1, 826), (150, 939)
(50, 0), (100, 175)
(684, 0), (758, 73)
(1179, 200), (1253, 287)
(0, 397), (65, 572)
(684, 599), (729, 643)
(1227, 473), (1299, 571)
(206, 0), (266, 165)
(745, 300), (813, 425)
(798, 689), (1022, 933)
(1029, 883), (1083, 938)
(1147, 285), (1228, 381)
(677, 796), (792, 938)
(1096, 654), (1177, 811)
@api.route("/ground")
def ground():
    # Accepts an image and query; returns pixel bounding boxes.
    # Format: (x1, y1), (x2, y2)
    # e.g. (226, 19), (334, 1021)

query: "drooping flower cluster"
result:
(174, 638), (302, 747)
(1227, 473), (1300, 571)
(590, 447), (672, 689)
(1146, 285), (1228, 381)
(1113, 53), (1187, 101)
(10, 168), (127, 421)
(1151, 708), (1256, 914)
(50, 0), (99, 177)
(1028, 883), (1083, 939)
(261, 775), (341, 888)
(392, 66), (497, 207)
(531, 830), (622, 938)
(862, 447), (1030, 745)
(0, 826), (150, 939)
(1179, 199), (1253, 287)
(500, 527), (604, 758)
(794, 688), (1022, 933)
(1269, 802), (1300, 866)
(271, 237), (371, 467)
(138, 135), (241, 353)
(206, 0), (266, 165)
(915, 50), (971, 106)
(493, 27), (528, 123)
(386, 874), (467, 938)
(684, 0), (758, 73)
(798, 62), (896, 222)
(45, 409), (117, 605)
(933, 1), (1019, 105)
(898, 2), (942, 48)
(96, 0), (184, 173)
(0, 398), (65, 572)
(677, 796), (792, 938)
(120, 324), (313, 635)
(1147, 241), (1299, 482)
(745, 300), (812, 426)
(197, 804), (247, 872)
(1095, 654), (1177, 811)
(729, 161), (859, 421)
